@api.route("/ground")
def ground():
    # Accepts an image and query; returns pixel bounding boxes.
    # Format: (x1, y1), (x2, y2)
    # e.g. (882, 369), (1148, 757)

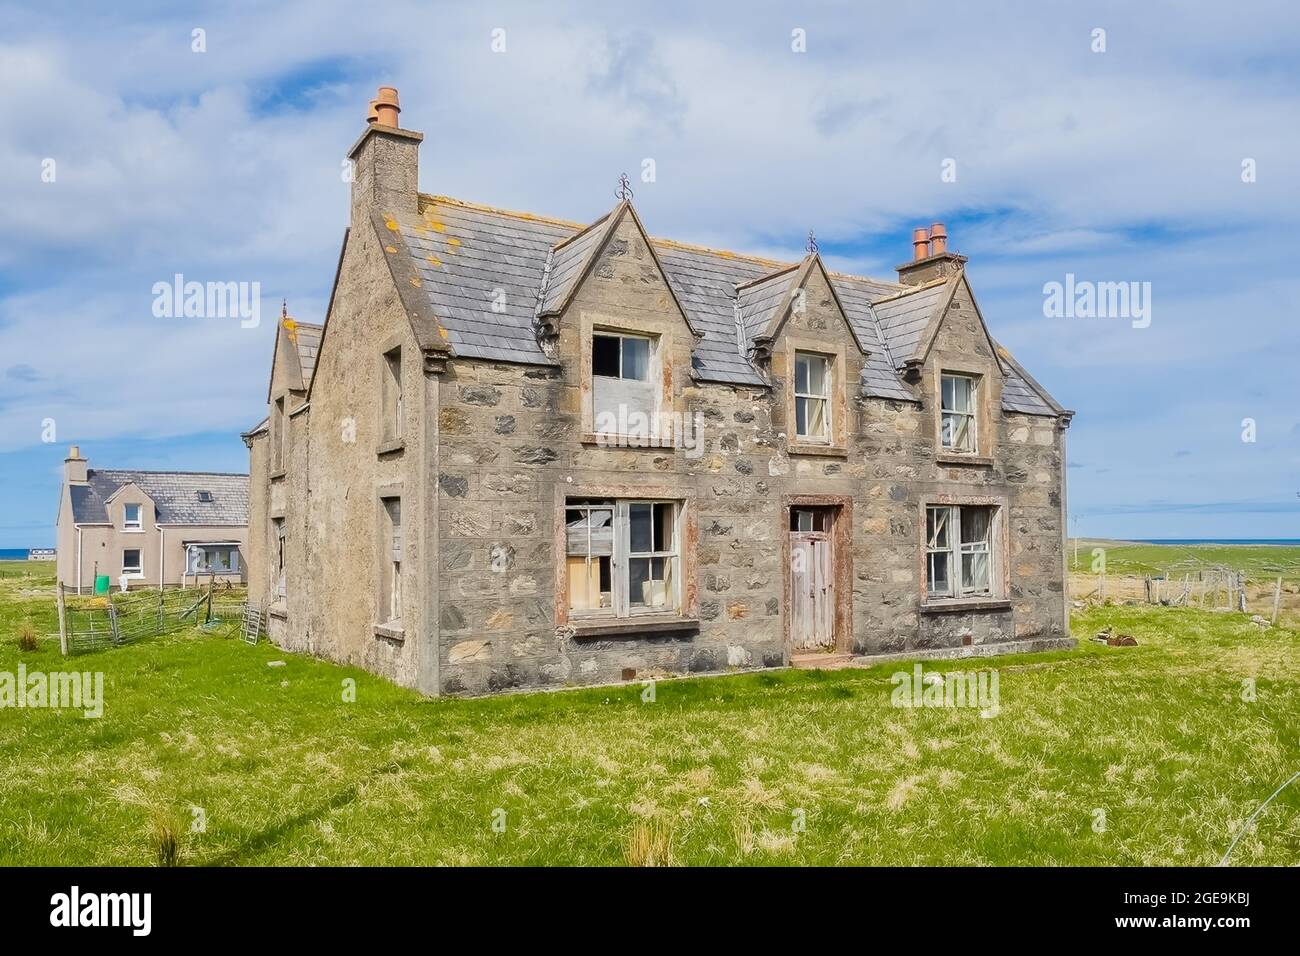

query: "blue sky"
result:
(1, 0), (1297, 547)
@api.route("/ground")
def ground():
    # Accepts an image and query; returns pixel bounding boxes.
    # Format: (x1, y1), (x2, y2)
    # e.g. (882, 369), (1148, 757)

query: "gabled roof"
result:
(265, 312), (323, 401)
(370, 194), (1064, 415)
(70, 470), (249, 526)
(736, 254), (869, 358)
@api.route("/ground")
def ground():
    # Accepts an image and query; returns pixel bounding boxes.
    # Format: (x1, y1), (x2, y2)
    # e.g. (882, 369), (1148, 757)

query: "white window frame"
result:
(794, 351), (832, 442)
(591, 330), (657, 439)
(123, 503), (142, 531)
(926, 505), (996, 599)
(121, 548), (143, 577)
(186, 546), (240, 575)
(566, 498), (682, 619)
(940, 373), (978, 454)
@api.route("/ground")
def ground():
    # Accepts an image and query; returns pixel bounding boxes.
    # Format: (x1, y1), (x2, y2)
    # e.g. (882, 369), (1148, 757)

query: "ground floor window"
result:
(186, 545), (241, 575)
(381, 497), (402, 624)
(926, 505), (995, 598)
(566, 498), (680, 617)
(122, 548), (143, 576)
(273, 518), (286, 599)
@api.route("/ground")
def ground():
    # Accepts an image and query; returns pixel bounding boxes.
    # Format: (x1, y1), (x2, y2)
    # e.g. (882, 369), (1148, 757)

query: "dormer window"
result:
(794, 351), (831, 442)
(123, 503), (142, 531)
(592, 331), (654, 439)
(940, 373), (978, 453)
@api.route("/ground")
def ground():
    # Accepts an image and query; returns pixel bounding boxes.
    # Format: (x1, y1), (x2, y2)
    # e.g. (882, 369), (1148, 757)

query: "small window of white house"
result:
(380, 497), (402, 623)
(926, 505), (995, 599)
(122, 548), (143, 576)
(381, 347), (402, 443)
(794, 352), (831, 442)
(566, 498), (679, 617)
(186, 546), (240, 574)
(940, 373), (977, 453)
(592, 332), (654, 438)
(123, 503), (142, 531)
(273, 518), (286, 599)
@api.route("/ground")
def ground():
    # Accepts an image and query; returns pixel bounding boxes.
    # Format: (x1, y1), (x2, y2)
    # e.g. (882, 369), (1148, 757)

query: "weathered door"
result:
(790, 508), (834, 650)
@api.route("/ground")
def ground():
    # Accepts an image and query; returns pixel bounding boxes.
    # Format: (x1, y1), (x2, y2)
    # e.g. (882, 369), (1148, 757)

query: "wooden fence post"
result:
(1272, 577), (1283, 624)
(1237, 571), (1247, 613)
(56, 581), (68, 657)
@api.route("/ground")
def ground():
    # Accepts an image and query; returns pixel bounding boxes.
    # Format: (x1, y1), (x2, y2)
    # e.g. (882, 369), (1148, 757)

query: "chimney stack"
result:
(897, 222), (966, 286)
(347, 86), (424, 224)
(64, 445), (87, 484)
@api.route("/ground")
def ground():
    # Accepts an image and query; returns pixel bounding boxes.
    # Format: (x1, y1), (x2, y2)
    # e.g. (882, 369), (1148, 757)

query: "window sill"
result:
(270, 469), (287, 482)
(937, 453), (993, 467)
(268, 602), (289, 620)
(920, 598), (1011, 614)
(581, 432), (677, 450)
(121, 528), (145, 534)
(788, 442), (848, 458)
(373, 622), (405, 642)
(377, 438), (405, 457)
(570, 615), (700, 639)
(120, 572), (145, 580)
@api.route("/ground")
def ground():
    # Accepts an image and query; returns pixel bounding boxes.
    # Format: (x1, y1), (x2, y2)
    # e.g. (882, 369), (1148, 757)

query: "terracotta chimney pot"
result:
(366, 99), (379, 124)
(930, 222), (948, 255)
(374, 86), (400, 127)
(912, 227), (931, 261)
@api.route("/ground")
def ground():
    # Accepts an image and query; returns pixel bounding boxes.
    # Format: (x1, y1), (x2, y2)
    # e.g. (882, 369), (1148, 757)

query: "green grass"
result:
(1, 559), (1298, 865)
(1069, 539), (1300, 581)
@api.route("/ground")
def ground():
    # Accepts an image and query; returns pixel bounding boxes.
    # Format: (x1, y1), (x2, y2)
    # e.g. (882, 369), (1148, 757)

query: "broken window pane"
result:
(593, 335), (620, 377)
(629, 503), (653, 553)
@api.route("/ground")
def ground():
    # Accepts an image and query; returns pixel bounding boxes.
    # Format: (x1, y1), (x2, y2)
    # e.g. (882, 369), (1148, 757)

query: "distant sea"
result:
(0, 549), (52, 560)
(1129, 539), (1300, 546)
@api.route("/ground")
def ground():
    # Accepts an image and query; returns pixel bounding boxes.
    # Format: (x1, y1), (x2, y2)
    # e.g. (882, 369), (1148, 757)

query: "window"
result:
(794, 352), (831, 442)
(592, 332), (654, 438)
(186, 546), (240, 575)
(123, 503), (142, 531)
(566, 498), (680, 617)
(273, 518), (286, 599)
(272, 396), (286, 472)
(381, 346), (403, 444)
(926, 505), (995, 599)
(940, 373), (978, 453)
(122, 548), (142, 576)
(196, 490), (213, 503)
(380, 497), (402, 623)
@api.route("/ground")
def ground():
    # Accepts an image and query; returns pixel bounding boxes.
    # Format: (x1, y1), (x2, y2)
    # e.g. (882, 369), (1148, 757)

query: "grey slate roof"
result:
(382, 196), (1063, 415)
(71, 470), (249, 526)
(291, 321), (323, 384)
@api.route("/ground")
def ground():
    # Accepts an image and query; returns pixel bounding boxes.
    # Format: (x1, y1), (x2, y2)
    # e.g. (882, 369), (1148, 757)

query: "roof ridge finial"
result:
(281, 299), (288, 320)
(806, 229), (818, 255)
(616, 173), (634, 202)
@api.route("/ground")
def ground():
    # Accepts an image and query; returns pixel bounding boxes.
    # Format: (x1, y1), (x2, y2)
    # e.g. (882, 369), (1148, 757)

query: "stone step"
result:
(790, 652), (856, 670)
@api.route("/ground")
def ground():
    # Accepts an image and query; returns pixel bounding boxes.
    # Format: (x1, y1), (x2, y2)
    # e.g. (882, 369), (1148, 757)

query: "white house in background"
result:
(54, 446), (250, 592)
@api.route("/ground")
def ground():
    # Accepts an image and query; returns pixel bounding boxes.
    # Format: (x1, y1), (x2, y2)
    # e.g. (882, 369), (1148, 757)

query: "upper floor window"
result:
(566, 498), (679, 617)
(940, 373), (977, 453)
(381, 346), (403, 444)
(123, 503), (142, 531)
(272, 396), (286, 472)
(592, 332), (653, 437)
(926, 505), (995, 599)
(794, 351), (831, 442)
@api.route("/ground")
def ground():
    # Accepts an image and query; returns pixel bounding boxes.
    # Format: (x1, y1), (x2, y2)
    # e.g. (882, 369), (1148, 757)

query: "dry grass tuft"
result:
(624, 818), (675, 867)
(149, 809), (182, 867)
(16, 623), (37, 651)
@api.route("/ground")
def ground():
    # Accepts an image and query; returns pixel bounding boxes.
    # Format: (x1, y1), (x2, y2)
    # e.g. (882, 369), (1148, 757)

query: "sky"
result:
(0, 0), (1297, 547)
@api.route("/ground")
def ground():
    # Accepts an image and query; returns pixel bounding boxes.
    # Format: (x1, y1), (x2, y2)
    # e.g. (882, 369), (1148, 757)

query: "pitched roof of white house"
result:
(378, 195), (1064, 416)
(70, 470), (249, 526)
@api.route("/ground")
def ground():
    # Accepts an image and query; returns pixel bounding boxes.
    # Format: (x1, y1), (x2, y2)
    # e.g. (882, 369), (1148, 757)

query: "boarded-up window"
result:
(592, 332), (654, 438)
(566, 498), (680, 617)
(273, 518), (286, 598)
(941, 373), (977, 453)
(926, 505), (995, 598)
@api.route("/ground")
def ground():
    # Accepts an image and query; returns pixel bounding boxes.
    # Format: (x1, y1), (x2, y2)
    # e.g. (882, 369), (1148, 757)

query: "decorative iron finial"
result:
(281, 299), (288, 320)
(806, 230), (818, 255)
(616, 173), (634, 202)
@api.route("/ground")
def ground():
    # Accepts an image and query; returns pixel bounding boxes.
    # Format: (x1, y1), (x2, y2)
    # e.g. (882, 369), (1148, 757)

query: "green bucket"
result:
(94, 574), (111, 595)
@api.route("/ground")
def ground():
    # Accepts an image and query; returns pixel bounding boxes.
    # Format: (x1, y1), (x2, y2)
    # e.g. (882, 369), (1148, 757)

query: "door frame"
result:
(782, 494), (854, 655)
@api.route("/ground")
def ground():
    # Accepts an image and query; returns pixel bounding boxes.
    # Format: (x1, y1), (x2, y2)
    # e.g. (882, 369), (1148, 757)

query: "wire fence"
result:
(57, 579), (255, 656)
(1069, 566), (1297, 624)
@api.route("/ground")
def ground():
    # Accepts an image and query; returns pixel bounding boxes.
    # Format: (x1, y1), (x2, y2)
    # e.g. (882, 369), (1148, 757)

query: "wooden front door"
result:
(790, 507), (835, 650)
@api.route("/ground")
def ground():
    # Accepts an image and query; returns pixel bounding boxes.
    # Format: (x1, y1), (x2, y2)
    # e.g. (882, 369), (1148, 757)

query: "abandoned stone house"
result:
(244, 87), (1074, 697)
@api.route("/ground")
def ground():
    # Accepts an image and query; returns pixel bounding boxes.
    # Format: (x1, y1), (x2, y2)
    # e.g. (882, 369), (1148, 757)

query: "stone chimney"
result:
(64, 445), (87, 484)
(347, 86), (424, 225)
(896, 222), (967, 286)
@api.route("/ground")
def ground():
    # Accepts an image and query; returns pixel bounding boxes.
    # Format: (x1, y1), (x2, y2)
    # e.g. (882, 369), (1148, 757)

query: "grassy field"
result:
(1, 558), (1298, 866)
(1069, 539), (1300, 580)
